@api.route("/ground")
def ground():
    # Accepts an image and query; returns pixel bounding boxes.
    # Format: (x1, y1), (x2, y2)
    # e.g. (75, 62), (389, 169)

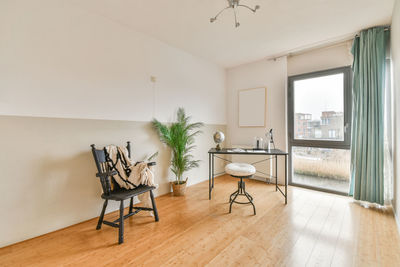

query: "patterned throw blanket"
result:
(104, 145), (156, 212)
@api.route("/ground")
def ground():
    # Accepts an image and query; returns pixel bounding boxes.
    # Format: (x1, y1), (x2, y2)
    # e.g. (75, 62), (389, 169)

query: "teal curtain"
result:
(349, 27), (389, 205)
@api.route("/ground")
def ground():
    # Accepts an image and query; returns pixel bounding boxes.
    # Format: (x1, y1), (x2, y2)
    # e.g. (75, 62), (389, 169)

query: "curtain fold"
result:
(349, 27), (390, 205)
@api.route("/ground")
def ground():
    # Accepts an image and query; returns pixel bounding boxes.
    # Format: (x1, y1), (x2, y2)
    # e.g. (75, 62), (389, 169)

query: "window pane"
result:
(292, 146), (350, 193)
(294, 74), (344, 141)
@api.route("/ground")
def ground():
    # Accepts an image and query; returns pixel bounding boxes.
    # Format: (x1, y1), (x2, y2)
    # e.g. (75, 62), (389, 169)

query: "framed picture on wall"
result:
(238, 87), (266, 127)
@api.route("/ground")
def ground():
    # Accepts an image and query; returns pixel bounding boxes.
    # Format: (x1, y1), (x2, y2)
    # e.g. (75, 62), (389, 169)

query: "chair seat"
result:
(225, 163), (256, 177)
(102, 185), (156, 201)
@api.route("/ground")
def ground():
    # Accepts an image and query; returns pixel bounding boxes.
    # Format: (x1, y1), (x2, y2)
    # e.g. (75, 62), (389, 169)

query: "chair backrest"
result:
(91, 142), (132, 195)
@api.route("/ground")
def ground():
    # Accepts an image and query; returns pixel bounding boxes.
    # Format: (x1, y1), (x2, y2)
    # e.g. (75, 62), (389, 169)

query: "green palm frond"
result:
(152, 119), (172, 146)
(151, 107), (203, 183)
(186, 122), (204, 132)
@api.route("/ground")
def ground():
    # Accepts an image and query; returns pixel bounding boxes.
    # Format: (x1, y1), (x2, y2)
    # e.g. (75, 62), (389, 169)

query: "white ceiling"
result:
(72, 0), (395, 68)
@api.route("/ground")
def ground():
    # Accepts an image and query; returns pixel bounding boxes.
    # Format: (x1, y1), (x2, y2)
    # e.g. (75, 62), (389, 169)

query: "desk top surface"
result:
(208, 148), (288, 155)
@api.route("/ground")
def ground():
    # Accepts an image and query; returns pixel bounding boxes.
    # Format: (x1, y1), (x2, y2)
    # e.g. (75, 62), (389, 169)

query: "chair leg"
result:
(149, 190), (159, 222)
(96, 199), (108, 230)
(129, 197), (134, 214)
(118, 200), (124, 244)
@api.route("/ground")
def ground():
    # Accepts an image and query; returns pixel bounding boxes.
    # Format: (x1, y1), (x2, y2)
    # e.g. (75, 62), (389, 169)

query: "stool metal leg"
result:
(229, 190), (240, 213)
(244, 192), (256, 215)
(228, 177), (256, 215)
(229, 190), (239, 202)
(245, 191), (253, 201)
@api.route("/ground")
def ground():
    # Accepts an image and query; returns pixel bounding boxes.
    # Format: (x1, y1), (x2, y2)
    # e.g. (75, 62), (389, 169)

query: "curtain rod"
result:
(266, 34), (354, 61)
(354, 26), (391, 37)
(267, 25), (391, 61)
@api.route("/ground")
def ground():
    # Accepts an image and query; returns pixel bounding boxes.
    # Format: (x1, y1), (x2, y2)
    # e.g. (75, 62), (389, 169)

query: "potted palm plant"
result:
(152, 108), (204, 196)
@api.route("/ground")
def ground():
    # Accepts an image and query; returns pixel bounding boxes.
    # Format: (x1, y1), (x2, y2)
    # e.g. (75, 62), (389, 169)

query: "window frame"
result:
(288, 66), (352, 150)
(287, 66), (352, 195)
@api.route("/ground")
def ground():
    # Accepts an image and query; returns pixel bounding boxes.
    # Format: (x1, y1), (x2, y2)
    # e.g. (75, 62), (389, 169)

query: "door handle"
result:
(344, 123), (349, 133)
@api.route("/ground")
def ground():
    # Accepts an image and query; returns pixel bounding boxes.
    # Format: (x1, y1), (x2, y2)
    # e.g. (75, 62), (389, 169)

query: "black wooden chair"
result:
(91, 141), (159, 244)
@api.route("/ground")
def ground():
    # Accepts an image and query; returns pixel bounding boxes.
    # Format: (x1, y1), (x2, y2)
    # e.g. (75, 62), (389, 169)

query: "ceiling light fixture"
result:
(210, 0), (260, 28)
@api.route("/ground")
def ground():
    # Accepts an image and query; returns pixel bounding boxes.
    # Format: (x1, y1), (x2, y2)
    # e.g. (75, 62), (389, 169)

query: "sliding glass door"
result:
(288, 67), (352, 194)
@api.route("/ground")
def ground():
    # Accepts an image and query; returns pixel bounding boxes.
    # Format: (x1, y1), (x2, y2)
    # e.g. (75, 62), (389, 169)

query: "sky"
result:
(294, 73), (344, 120)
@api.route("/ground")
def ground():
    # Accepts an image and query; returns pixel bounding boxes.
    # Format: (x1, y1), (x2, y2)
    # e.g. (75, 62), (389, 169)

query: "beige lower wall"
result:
(0, 115), (226, 247)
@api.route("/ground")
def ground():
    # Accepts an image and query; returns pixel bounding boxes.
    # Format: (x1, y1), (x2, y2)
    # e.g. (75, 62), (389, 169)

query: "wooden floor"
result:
(1, 175), (400, 267)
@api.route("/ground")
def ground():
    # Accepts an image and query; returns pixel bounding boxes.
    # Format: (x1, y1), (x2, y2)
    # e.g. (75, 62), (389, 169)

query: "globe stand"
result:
(213, 131), (225, 151)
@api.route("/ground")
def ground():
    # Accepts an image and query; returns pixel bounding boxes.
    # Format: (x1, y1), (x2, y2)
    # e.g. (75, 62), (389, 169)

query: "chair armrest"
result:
(96, 170), (117, 178)
(134, 161), (157, 167)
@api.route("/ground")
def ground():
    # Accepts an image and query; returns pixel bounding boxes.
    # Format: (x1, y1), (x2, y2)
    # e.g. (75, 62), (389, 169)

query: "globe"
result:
(213, 131), (225, 150)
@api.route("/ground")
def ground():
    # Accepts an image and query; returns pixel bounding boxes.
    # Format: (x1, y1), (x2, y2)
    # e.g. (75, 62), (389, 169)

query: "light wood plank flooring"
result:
(1, 175), (400, 266)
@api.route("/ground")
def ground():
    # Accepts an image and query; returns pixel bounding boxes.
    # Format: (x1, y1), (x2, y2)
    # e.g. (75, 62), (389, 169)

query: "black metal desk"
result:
(208, 148), (289, 204)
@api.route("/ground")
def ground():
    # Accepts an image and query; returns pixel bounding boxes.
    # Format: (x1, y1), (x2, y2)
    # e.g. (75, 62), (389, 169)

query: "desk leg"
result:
(209, 153), (211, 200)
(275, 155), (278, 192)
(212, 154), (214, 189)
(285, 154), (288, 204)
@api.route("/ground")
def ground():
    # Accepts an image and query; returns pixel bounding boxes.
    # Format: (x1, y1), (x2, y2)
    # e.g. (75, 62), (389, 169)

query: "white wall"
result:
(288, 41), (353, 76)
(391, 0), (400, 228)
(225, 42), (353, 185)
(0, 0), (227, 247)
(226, 58), (288, 184)
(0, 0), (226, 125)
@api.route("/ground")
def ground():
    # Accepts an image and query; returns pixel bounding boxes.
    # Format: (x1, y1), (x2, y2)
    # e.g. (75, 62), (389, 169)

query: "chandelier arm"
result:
(233, 6), (239, 27)
(237, 4), (257, 13)
(210, 1), (260, 26)
(212, 6), (231, 20)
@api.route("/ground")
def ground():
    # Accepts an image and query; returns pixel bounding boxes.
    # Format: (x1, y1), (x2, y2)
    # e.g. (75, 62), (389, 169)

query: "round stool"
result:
(225, 163), (256, 215)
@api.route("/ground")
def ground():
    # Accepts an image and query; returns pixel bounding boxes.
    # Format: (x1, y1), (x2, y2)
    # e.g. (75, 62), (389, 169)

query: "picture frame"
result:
(238, 87), (266, 127)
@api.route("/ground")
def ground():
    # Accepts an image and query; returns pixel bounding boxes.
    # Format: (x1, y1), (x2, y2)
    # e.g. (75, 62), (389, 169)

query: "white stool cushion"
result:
(225, 163), (256, 177)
